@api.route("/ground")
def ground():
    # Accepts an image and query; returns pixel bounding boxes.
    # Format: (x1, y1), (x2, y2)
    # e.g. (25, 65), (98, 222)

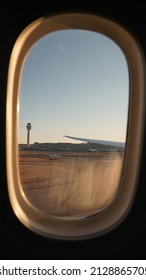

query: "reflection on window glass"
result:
(18, 30), (129, 218)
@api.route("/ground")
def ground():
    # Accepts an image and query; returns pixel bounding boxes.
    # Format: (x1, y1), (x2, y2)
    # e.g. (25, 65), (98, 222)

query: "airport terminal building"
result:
(33, 142), (89, 151)
(19, 142), (104, 152)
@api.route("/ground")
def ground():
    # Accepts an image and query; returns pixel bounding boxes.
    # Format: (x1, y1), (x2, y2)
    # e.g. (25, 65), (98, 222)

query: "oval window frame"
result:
(6, 12), (145, 239)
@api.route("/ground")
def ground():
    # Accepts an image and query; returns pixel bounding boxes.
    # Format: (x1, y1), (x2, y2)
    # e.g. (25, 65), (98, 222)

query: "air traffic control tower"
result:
(26, 123), (32, 147)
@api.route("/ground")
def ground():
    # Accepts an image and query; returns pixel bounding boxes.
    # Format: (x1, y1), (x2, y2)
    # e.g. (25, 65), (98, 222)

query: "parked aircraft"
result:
(0, 0), (146, 260)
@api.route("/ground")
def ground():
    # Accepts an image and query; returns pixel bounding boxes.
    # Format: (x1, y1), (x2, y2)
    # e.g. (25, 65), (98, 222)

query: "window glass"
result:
(18, 29), (129, 218)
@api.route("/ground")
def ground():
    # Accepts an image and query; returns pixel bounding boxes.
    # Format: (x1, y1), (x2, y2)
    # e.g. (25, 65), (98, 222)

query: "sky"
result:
(19, 29), (129, 144)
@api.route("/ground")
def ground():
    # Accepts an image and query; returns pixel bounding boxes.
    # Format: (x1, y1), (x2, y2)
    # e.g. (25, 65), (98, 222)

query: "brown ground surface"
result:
(19, 150), (124, 218)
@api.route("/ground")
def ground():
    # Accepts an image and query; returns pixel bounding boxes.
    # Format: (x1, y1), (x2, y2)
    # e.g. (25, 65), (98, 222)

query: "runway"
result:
(19, 150), (124, 218)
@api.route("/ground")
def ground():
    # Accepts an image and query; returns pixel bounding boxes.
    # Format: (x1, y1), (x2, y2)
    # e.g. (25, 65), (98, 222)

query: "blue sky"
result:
(19, 29), (129, 144)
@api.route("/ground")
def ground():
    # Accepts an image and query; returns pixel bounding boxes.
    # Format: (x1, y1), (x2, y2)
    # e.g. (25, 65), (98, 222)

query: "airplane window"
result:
(6, 13), (145, 239)
(19, 30), (129, 218)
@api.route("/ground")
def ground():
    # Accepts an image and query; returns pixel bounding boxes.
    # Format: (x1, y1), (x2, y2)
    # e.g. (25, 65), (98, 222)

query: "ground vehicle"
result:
(0, 1), (146, 259)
